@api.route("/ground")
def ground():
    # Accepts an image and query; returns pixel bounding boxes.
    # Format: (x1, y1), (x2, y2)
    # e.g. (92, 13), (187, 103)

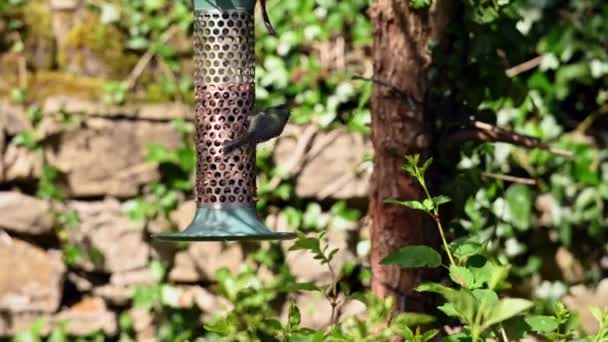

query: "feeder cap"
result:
(194, 0), (255, 11)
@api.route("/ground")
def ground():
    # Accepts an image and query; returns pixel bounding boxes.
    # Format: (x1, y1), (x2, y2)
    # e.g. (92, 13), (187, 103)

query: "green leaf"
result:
(204, 319), (232, 335)
(422, 198), (435, 211)
(384, 199), (428, 212)
(302, 203), (325, 230)
(437, 303), (460, 318)
(451, 240), (483, 261)
(402, 326), (415, 341)
(279, 282), (321, 293)
(590, 306), (604, 323)
(391, 312), (436, 328)
(432, 195), (451, 207)
(524, 315), (560, 332)
(262, 319), (283, 333)
(416, 283), (477, 324)
(288, 301), (301, 329)
(483, 298), (532, 330)
(449, 265), (475, 288)
(12, 130), (38, 150)
(467, 255), (496, 289)
(146, 144), (175, 163)
(47, 322), (67, 342)
(417, 283), (477, 324)
(505, 184), (533, 230)
(420, 157), (433, 174)
(421, 329), (439, 342)
(381, 245), (442, 268)
(288, 235), (321, 254)
(410, 0), (432, 10)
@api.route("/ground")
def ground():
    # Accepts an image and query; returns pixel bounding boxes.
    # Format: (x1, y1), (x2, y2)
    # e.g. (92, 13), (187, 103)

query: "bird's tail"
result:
(223, 135), (248, 155)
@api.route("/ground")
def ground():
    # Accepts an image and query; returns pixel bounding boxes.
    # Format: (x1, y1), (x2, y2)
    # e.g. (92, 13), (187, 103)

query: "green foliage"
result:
(37, 164), (64, 200)
(381, 245), (442, 268)
(410, 0), (432, 10)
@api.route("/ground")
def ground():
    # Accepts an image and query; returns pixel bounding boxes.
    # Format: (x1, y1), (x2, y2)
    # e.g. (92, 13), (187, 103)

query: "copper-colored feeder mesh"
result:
(194, 10), (256, 207)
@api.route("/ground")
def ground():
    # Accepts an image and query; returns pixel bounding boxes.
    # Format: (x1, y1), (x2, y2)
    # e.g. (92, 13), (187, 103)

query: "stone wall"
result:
(0, 96), (373, 337)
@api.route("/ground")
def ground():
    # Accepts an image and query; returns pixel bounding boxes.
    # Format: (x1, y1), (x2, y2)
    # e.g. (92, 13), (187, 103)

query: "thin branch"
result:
(124, 25), (179, 90)
(481, 172), (537, 185)
(506, 55), (543, 77)
(571, 103), (608, 135)
(352, 74), (422, 109)
(267, 124), (317, 189)
(446, 120), (573, 157)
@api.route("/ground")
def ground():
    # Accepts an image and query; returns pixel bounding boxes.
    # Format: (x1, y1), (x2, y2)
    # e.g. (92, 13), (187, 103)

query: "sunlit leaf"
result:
(524, 315), (559, 332)
(381, 245), (442, 268)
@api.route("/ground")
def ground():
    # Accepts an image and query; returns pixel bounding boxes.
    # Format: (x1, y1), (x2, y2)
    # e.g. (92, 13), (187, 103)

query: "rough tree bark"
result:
(369, 0), (452, 310)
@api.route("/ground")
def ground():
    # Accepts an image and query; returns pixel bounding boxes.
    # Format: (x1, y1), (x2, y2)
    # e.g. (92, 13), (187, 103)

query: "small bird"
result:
(223, 104), (290, 154)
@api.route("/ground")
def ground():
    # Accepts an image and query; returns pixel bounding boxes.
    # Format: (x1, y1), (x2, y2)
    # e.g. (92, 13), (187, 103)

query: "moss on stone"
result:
(22, 0), (55, 70)
(28, 71), (104, 101)
(143, 83), (172, 103)
(23, 0), (53, 40)
(58, 12), (135, 78)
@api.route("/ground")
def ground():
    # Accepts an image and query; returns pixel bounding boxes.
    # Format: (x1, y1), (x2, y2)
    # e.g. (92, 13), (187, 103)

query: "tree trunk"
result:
(369, 0), (451, 311)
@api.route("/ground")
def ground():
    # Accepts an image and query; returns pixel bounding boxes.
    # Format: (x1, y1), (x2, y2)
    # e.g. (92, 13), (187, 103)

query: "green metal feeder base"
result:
(153, 206), (295, 241)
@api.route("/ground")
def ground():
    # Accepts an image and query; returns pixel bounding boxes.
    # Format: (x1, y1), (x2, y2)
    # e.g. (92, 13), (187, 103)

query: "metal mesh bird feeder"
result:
(153, 0), (295, 241)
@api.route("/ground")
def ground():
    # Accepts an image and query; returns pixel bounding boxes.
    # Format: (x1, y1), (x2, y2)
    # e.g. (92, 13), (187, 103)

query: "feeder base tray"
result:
(152, 206), (295, 241)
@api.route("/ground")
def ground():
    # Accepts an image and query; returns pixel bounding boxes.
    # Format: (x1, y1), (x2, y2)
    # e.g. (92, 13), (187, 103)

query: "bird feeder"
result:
(153, 0), (294, 241)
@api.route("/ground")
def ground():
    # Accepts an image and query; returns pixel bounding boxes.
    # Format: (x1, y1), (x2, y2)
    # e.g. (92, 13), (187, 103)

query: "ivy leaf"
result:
(381, 245), (442, 268)
(505, 184), (532, 230)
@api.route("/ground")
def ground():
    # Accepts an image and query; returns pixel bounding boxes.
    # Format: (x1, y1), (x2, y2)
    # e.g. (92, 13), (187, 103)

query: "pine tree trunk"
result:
(369, 0), (452, 311)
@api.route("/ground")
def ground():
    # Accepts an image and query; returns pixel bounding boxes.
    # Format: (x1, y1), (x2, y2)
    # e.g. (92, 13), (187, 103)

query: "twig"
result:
(157, 57), (182, 101)
(572, 103), (608, 135)
(481, 172), (537, 185)
(318, 161), (367, 200)
(506, 55), (543, 77)
(326, 261), (339, 325)
(446, 120), (573, 157)
(125, 25), (179, 90)
(352, 74), (422, 109)
(267, 125), (317, 189)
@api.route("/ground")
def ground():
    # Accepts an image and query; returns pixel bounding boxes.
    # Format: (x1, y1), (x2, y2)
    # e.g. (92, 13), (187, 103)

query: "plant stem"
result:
(326, 261), (339, 325)
(500, 325), (509, 342)
(420, 180), (456, 266)
(433, 215), (456, 267)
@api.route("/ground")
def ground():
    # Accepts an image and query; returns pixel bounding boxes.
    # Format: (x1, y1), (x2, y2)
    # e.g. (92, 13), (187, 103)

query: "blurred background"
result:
(0, 0), (607, 341)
